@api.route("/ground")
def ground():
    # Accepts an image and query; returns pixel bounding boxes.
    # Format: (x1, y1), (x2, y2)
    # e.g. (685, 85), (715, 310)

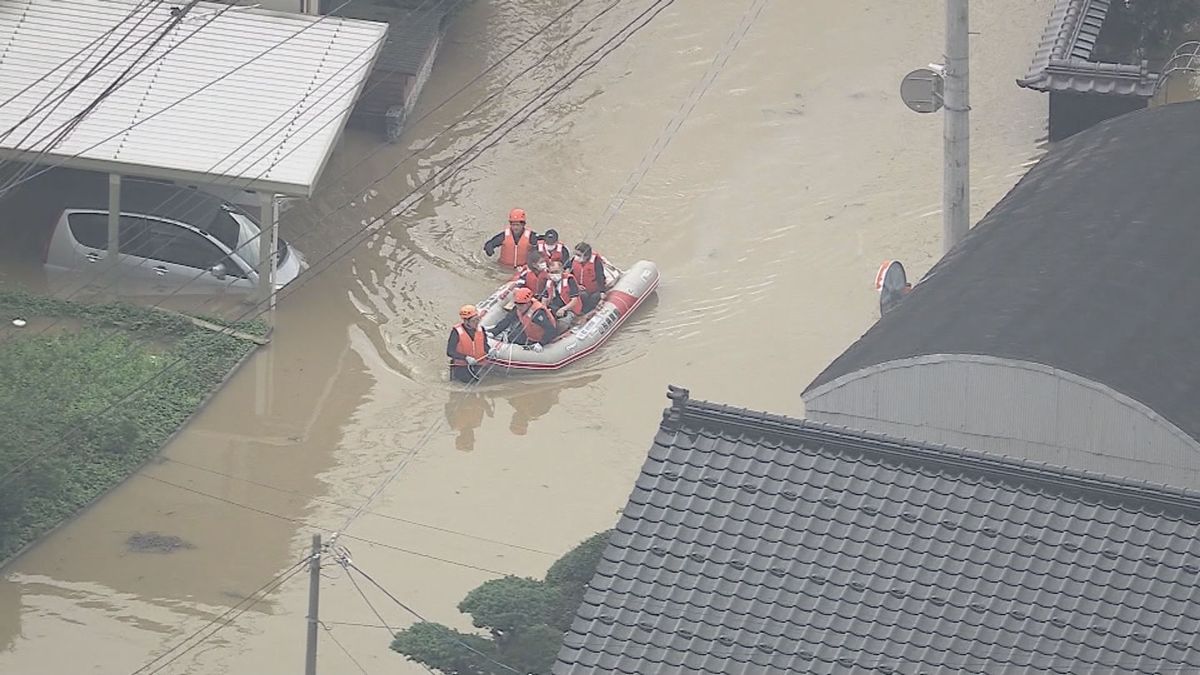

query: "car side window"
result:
(66, 212), (109, 249)
(139, 218), (227, 270)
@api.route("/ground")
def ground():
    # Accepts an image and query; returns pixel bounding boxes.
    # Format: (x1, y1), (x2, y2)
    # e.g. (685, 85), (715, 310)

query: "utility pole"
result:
(305, 534), (321, 675)
(943, 0), (969, 253)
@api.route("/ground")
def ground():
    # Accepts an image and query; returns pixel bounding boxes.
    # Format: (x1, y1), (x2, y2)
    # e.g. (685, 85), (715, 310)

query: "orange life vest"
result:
(511, 265), (547, 292)
(547, 275), (582, 314)
(573, 253), (604, 294)
(499, 228), (533, 268)
(450, 323), (487, 366)
(538, 240), (568, 265)
(516, 299), (557, 344)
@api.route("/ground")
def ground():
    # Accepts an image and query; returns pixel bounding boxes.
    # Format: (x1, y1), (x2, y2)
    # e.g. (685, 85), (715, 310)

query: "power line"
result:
(159, 456), (556, 555)
(137, 472), (516, 576)
(0, 1), (215, 194)
(128, 553), (312, 675)
(344, 559), (522, 675)
(0, 0), (382, 201)
(319, 620), (374, 675)
(0, 0), (675, 494)
(0, 0), (162, 115)
(590, 0), (768, 238)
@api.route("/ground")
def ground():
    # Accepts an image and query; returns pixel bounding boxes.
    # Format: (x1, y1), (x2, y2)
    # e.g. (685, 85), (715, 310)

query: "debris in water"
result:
(126, 532), (195, 554)
(11, 318), (26, 327)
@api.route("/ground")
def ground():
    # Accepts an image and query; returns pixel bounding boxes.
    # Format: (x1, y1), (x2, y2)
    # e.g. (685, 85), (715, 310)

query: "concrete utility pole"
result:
(304, 534), (321, 675)
(943, 0), (970, 254)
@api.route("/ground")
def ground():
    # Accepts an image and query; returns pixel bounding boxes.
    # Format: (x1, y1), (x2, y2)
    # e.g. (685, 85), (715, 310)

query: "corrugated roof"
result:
(554, 387), (1200, 675)
(1016, 0), (1159, 97)
(0, 0), (387, 196)
(803, 100), (1200, 443)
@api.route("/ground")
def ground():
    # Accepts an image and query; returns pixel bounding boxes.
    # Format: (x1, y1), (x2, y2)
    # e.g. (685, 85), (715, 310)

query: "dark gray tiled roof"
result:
(1017, 0), (1158, 97)
(554, 387), (1200, 675)
(805, 100), (1200, 443)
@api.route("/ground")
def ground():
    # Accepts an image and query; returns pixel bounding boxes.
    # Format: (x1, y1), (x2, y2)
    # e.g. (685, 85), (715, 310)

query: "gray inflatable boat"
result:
(475, 260), (660, 371)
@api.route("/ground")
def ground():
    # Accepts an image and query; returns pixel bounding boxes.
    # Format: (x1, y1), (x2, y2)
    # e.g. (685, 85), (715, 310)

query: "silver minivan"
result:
(43, 179), (306, 296)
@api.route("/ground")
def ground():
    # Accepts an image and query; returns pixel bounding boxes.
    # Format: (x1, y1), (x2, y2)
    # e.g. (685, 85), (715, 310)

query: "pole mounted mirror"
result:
(900, 67), (944, 114)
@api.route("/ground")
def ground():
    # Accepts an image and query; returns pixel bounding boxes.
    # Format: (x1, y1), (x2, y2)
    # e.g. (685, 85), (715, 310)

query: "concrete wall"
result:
(803, 354), (1200, 491)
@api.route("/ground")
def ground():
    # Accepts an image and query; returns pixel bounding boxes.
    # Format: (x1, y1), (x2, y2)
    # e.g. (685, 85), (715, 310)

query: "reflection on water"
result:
(445, 390), (493, 451)
(445, 373), (602, 450)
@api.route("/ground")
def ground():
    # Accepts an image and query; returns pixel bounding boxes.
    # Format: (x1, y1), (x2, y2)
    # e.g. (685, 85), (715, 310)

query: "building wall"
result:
(1048, 92), (1148, 142)
(803, 354), (1200, 490)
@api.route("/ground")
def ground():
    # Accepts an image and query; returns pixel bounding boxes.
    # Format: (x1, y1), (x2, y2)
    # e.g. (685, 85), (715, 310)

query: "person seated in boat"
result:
(537, 228), (570, 266)
(566, 241), (612, 313)
(492, 287), (558, 349)
(484, 208), (538, 269)
(446, 304), (490, 383)
(543, 260), (582, 328)
(512, 247), (549, 292)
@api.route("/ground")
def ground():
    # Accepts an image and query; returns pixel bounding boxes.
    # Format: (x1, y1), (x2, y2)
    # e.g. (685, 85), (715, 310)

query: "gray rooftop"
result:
(805, 99), (1200, 444)
(554, 386), (1200, 674)
(1017, 0), (1158, 97)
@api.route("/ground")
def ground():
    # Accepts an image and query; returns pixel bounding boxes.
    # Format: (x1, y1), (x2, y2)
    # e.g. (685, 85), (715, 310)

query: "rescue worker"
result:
(483, 208), (537, 269)
(566, 241), (610, 313)
(543, 260), (582, 328)
(446, 304), (490, 383)
(492, 287), (557, 348)
(512, 247), (549, 292)
(537, 228), (570, 265)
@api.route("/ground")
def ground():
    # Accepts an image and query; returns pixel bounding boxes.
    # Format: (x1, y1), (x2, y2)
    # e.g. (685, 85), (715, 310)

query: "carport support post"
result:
(257, 191), (279, 325)
(107, 174), (120, 282)
(943, 0), (969, 254)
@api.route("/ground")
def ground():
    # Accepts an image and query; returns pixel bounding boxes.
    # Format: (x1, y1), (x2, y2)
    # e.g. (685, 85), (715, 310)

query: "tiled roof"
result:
(554, 386), (1200, 675)
(804, 100), (1200, 444)
(1017, 0), (1158, 97)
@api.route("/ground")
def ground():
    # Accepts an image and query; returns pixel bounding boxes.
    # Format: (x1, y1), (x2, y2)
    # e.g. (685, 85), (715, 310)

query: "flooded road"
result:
(0, 1), (1049, 672)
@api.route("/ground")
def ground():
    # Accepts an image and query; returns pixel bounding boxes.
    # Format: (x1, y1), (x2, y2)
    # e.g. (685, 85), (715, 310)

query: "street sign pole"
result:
(943, 0), (970, 254)
(900, 0), (970, 255)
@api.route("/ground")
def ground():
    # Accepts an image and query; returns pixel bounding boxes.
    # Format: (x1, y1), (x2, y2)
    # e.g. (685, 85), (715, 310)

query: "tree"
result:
(391, 530), (612, 675)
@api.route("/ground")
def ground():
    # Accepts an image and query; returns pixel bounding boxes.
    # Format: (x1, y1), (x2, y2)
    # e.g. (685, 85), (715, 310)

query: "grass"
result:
(0, 289), (265, 563)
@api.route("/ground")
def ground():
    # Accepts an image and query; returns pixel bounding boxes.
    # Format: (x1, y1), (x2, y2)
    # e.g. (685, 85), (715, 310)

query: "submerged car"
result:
(43, 179), (306, 295)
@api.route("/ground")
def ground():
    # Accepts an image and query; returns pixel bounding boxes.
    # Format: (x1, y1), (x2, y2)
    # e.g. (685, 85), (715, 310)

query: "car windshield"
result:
(230, 212), (287, 268)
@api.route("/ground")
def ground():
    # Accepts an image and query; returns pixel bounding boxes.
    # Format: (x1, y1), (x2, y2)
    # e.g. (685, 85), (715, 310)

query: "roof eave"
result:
(0, 147), (310, 197)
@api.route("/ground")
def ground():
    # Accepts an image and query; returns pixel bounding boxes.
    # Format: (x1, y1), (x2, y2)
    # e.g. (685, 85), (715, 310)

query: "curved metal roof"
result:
(805, 100), (1200, 442)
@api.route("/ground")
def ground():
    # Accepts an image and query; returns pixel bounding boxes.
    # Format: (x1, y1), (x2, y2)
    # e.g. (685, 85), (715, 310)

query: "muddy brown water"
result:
(0, 1), (1050, 672)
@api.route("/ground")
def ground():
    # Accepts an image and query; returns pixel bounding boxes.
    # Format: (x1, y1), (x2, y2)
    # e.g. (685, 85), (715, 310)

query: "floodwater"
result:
(0, 1), (1050, 673)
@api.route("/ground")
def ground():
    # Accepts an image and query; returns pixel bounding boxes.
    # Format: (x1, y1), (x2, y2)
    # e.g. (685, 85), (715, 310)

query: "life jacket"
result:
(573, 253), (604, 294)
(450, 323), (487, 366)
(538, 240), (568, 265)
(547, 275), (582, 314)
(516, 298), (557, 344)
(511, 265), (547, 292)
(499, 228), (533, 268)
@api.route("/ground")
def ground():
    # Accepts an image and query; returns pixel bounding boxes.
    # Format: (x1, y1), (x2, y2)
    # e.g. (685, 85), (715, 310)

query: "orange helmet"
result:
(459, 304), (478, 319)
(513, 287), (533, 304)
(508, 208), (526, 223)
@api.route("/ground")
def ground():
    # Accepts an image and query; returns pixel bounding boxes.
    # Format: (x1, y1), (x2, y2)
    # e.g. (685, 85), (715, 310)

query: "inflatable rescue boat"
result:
(475, 260), (659, 371)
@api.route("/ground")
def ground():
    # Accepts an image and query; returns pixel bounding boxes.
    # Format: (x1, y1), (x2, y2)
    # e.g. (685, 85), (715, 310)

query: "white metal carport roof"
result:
(0, 0), (386, 197)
